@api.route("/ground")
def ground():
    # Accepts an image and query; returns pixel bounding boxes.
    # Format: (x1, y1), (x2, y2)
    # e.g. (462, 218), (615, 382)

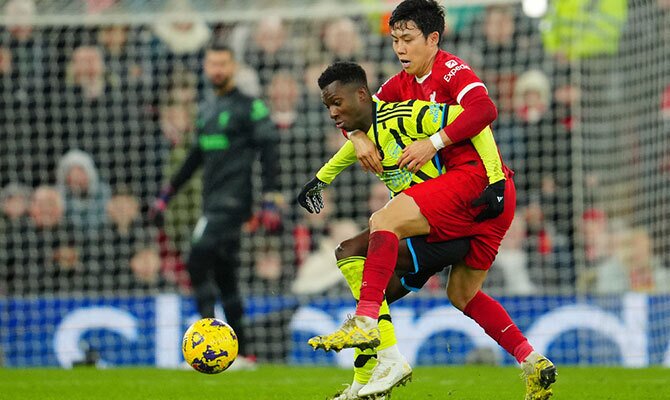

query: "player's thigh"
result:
(386, 274), (410, 305)
(407, 236), (470, 271)
(397, 237), (470, 293)
(395, 236), (471, 283)
(403, 167), (487, 241)
(369, 192), (430, 238)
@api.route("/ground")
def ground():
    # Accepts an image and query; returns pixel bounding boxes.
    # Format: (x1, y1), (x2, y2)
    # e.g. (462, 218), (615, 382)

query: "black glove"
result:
(471, 179), (506, 222)
(297, 177), (328, 214)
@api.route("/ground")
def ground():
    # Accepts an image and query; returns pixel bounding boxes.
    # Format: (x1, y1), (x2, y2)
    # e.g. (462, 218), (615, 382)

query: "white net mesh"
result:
(0, 0), (668, 368)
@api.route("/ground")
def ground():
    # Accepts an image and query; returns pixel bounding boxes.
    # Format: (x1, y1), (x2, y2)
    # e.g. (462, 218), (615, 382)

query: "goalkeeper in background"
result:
(302, 62), (555, 400)
(150, 42), (282, 369)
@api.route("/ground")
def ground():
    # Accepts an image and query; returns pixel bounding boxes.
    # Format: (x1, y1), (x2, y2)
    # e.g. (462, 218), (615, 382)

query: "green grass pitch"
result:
(1, 365), (667, 399)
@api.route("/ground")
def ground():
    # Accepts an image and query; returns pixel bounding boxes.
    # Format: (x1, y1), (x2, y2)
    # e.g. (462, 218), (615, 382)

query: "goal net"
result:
(0, 0), (668, 369)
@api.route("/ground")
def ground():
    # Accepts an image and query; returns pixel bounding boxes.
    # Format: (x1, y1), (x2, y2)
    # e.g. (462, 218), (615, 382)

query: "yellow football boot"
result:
(521, 353), (557, 400)
(308, 315), (380, 352)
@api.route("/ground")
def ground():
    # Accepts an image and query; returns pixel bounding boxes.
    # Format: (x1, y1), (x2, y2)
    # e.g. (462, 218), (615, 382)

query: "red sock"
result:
(356, 230), (398, 319)
(463, 291), (534, 363)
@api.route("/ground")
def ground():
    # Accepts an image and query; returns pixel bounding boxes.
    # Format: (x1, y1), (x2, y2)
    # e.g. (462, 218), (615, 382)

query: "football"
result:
(182, 318), (239, 374)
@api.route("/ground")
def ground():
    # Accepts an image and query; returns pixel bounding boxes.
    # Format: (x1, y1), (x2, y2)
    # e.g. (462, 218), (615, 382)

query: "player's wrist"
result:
(348, 130), (366, 141)
(429, 131), (446, 150)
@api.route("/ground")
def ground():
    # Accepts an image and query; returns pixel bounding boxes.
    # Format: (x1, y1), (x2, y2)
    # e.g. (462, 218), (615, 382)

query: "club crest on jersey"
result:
(445, 60), (458, 68)
(429, 103), (442, 123)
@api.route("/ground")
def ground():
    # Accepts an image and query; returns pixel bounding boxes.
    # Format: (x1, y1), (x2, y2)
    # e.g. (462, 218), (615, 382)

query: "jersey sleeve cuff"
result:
(456, 82), (487, 104)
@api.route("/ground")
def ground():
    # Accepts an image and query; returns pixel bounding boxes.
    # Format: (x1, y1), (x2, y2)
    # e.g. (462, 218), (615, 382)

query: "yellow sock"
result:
(378, 301), (397, 351)
(352, 348), (376, 385)
(338, 256), (399, 382)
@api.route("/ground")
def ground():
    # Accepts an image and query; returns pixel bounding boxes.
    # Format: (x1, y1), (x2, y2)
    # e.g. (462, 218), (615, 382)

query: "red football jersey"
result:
(375, 50), (491, 170)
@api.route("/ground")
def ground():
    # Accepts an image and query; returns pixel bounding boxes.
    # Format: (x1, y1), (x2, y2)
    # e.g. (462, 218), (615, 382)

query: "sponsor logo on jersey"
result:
(445, 60), (458, 68)
(199, 134), (230, 151)
(443, 64), (471, 83)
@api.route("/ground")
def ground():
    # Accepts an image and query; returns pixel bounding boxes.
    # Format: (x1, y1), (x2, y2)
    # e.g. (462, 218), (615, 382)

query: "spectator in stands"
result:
(267, 70), (302, 131)
(56, 149), (111, 230)
(595, 227), (669, 294)
(292, 188), (336, 269)
(0, 183), (31, 225)
(0, 183), (32, 294)
(20, 186), (82, 294)
(489, 212), (536, 295)
(0, 0), (52, 189)
(130, 248), (163, 287)
(1, 0), (44, 89)
(0, 47), (11, 77)
(97, 24), (154, 92)
(291, 218), (359, 296)
(576, 208), (621, 293)
(621, 228), (669, 293)
(553, 80), (580, 133)
(83, 0), (119, 14)
(100, 189), (165, 291)
(67, 46), (109, 100)
(523, 196), (572, 292)
(157, 68), (202, 260)
(244, 17), (297, 88)
(509, 69), (573, 237)
(151, 0), (211, 99)
(303, 62), (328, 98)
(472, 4), (543, 120)
(61, 45), (164, 199)
(321, 17), (381, 89)
(323, 17), (364, 63)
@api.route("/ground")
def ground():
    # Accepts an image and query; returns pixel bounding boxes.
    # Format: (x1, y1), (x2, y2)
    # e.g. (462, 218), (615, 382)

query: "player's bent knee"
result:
(335, 237), (367, 260)
(369, 209), (395, 233)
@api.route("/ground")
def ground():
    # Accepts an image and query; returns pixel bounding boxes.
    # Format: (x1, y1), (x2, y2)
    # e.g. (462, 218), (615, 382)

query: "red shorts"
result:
(404, 162), (516, 270)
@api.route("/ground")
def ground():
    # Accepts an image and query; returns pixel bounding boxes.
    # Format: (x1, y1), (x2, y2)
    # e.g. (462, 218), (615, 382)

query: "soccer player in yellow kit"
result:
(298, 61), (505, 399)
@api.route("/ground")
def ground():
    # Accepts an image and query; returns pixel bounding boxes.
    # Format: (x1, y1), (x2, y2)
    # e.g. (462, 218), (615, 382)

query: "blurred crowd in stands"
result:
(0, 0), (668, 305)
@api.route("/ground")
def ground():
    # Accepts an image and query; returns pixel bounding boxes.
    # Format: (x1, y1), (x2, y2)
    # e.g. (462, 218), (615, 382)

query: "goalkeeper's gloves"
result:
(297, 177), (328, 214)
(148, 185), (174, 227)
(471, 179), (506, 222)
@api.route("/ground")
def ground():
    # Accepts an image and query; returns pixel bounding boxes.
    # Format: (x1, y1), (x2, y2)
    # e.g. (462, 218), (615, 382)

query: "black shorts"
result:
(400, 236), (470, 292)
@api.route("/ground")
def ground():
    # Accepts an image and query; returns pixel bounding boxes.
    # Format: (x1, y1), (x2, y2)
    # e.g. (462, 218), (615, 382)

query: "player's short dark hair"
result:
(318, 61), (368, 90)
(389, 0), (446, 42)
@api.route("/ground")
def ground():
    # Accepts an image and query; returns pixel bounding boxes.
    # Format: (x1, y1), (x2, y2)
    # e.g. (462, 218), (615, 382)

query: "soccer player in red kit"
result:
(312, 1), (557, 399)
